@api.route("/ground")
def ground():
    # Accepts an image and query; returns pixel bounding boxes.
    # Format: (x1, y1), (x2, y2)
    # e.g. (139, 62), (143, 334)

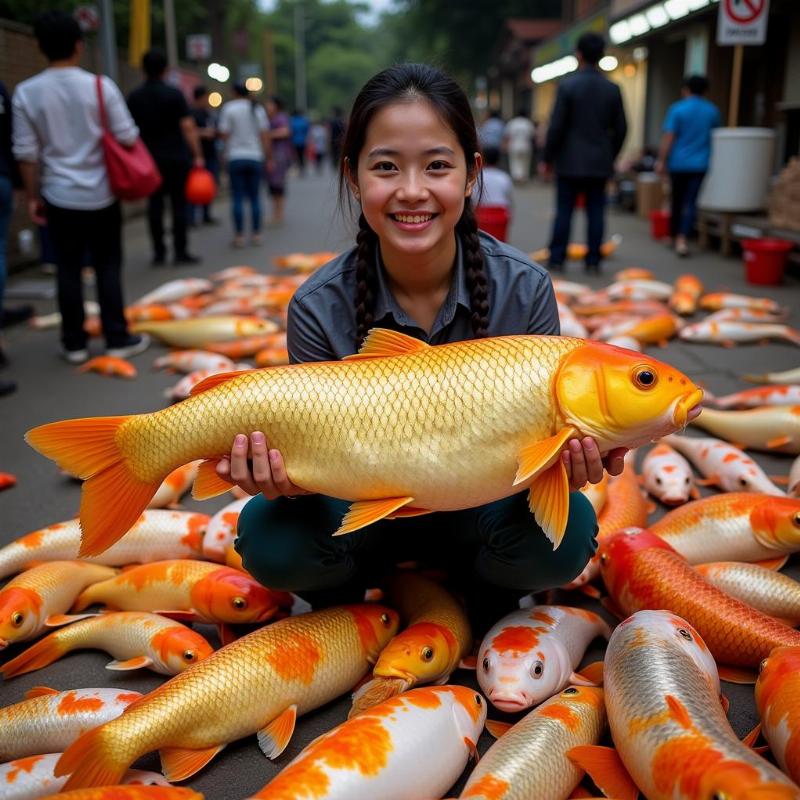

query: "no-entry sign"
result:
(717, 0), (770, 45)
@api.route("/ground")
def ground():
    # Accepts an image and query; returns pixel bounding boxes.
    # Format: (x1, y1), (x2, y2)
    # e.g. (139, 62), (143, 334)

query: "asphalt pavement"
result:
(1, 167), (799, 798)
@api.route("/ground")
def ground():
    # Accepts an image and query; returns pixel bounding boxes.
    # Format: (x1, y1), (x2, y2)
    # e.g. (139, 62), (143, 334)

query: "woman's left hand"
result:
(562, 437), (628, 491)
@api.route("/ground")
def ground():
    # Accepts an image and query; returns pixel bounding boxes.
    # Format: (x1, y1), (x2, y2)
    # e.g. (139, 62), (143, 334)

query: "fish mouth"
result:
(673, 389), (704, 428)
(374, 667), (415, 684)
(489, 693), (529, 712)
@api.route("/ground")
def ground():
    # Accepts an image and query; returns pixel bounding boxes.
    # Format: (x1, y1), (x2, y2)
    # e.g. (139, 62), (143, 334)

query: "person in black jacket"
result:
(541, 33), (627, 273)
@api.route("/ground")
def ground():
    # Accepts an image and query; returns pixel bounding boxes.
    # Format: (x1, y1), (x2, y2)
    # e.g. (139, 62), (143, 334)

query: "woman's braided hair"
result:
(338, 64), (489, 346)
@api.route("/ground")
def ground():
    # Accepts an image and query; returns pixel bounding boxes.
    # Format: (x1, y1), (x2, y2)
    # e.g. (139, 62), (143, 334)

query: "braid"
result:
(354, 213), (378, 347)
(458, 203), (490, 338)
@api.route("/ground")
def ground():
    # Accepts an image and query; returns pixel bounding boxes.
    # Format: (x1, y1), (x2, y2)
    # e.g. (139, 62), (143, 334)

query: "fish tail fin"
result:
(349, 676), (411, 718)
(26, 416), (160, 557)
(55, 724), (130, 789)
(0, 631), (69, 678)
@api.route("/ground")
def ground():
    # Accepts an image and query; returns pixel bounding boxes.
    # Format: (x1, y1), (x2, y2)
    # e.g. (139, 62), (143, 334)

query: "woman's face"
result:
(351, 99), (479, 270)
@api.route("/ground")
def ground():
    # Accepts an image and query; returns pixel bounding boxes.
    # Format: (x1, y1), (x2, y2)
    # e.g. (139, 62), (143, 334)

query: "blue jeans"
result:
(228, 159), (263, 235)
(0, 175), (12, 323)
(549, 176), (607, 267)
(670, 171), (705, 239)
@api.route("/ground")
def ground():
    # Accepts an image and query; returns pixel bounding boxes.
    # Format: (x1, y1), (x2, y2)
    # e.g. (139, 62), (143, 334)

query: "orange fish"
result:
(78, 357), (138, 379)
(669, 274), (704, 315)
(254, 347), (290, 367)
(126, 304), (175, 322)
(0, 471), (16, 490)
(147, 462), (202, 509)
(205, 332), (286, 359)
(700, 292), (783, 313)
(43, 788), (203, 799)
(615, 267), (655, 281)
(273, 251), (339, 272)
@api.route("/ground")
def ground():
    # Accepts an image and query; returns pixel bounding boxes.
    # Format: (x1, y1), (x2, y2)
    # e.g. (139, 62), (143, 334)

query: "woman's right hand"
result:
(216, 431), (313, 500)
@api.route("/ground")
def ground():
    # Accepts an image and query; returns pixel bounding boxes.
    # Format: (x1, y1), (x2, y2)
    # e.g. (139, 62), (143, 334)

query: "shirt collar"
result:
(372, 236), (472, 333)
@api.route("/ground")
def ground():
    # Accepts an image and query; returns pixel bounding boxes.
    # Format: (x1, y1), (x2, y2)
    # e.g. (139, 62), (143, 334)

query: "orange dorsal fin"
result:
(257, 704), (298, 759)
(344, 328), (429, 360)
(566, 745), (639, 800)
(528, 460), (571, 549)
(333, 497), (415, 536)
(160, 744), (226, 782)
(514, 427), (577, 486)
(485, 720), (513, 739)
(189, 369), (256, 396)
(24, 685), (60, 699)
(753, 555), (789, 571)
(718, 664), (758, 684)
(192, 458), (234, 500)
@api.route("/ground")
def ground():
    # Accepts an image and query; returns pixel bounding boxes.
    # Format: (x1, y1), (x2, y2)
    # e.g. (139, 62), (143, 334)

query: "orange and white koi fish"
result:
(0, 687), (142, 762)
(573, 299), (667, 318)
(204, 332), (286, 359)
(664, 433), (786, 495)
(43, 788), (203, 800)
(251, 686), (485, 800)
(0, 511), (209, 580)
(1, 611), (214, 679)
(0, 562), (117, 648)
(704, 384), (800, 410)
(694, 562), (800, 626)
(164, 363), (254, 402)
(254, 347), (289, 368)
(148, 463), (202, 509)
(201, 497), (250, 562)
(130, 316), (277, 348)
(743, 365), (800, 385)
(669, 274), (704, 315)
(599, 528), (800, 669)
(641, 442), (697, 506)
(700, 292), (783, 313)
(72, 560), (293, 626)
(650, 493), (800, 565)
(0, 472), (17, 491)
(78, 357), (137, 379)
(477, 606), (609, 712)
(0, 754), (168, 800)
(615, 267), (655, 281)
(459, 686), (614, 800)
(273, 251), (339, 272)
(549, 278), (592, 300)
(210, 265), (258, 281)
(604, 334), (642, 352)
(679, 319), (800, 347)
(608, 278), (673, 301)
(707, 307), (788, 323)
(55, 605), (399, 790)
(690, 405), (800, 455)
(153, 351), (236, 374)
(136, 279), (213, 307)
(26, 331), (703, 558)
(530, 236), (621, 265)
(557, 302), (589, 339)
(350, 573), (472, 715)
(602, 609), (799, 799)
(126, 304), (175, 323)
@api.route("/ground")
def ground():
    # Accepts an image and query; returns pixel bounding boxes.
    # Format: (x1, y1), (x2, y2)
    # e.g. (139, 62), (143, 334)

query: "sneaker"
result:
(174, 253), (201, 266)
(62, 347), (90, 365)
(676, 241), (689, 258)
(106, 333), (150, 359)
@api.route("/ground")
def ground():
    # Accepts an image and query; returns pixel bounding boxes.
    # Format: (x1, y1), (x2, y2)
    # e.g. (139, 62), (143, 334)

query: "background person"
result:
(265, 96), (292, 225)
(504, 108), (536, 183)
(309, 118), (328, 174)
(290, 108), (310, 175)
(187, 85), (219, 226)
(656, 74), (721, 258)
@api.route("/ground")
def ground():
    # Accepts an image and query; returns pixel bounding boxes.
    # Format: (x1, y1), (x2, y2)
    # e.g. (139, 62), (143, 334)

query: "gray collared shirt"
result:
(287, 232), (559, 363)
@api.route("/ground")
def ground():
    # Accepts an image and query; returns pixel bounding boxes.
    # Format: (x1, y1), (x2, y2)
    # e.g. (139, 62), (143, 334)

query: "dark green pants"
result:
(235, 491), (598, 607)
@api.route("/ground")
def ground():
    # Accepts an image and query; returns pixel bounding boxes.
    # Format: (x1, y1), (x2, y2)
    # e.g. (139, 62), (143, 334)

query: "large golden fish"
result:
(26, 330), (702, 557)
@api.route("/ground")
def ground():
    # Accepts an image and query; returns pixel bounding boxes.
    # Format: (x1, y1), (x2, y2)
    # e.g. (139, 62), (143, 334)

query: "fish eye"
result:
(678, 628), (693, 641)
(380, 613), (391, 626)
(712, 793), (729, 800)
(475, 694), (482, 706)
(531, 660), (544, 679)
(421, 646), (434, 662)
(793, 512), (800, 528)
(11, 612), (24, 627)
(655, 476), (662, 485)
(232, 597), (247, 610)
(563, 687), (579, 695)
(183, 650), (196, 661)
(759, 658), (769, 673)
(739, 477), (749, 487)
(684, 476), (690, 484)
(482, 657), (490, 672)
(633, 367), (657, 390)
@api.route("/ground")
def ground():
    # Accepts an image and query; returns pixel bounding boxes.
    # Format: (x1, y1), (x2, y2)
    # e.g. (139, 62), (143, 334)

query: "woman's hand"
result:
(562, 437), (628, 491)
(215, 431), (313, 500)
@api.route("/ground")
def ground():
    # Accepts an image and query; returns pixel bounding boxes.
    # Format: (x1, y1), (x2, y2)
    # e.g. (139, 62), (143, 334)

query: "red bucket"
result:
(649, 209), (671, 240)
(476, 205), (511, 242)
(742, 238), (793, 286)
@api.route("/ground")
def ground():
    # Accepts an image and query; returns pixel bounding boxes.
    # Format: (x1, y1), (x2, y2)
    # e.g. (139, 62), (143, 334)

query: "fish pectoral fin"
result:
(566, 744), (639, 800)
(258, 704), (298, 759)
(189, 369), (255, 396)
(717, 664), (758, 684)
(192, 459), (234, 500)
(25, 685), (60, 699)
(344, 328), (429, 360)
(458, 655), (478, 670)
(106, 655), (153, 671)
(160, 744), (226, 782)
(350, 677), (410, 718)
(385, 506), (432, 520)
(45, 613), (97, 627)
(333, 497), (415, 536)
(485, 720), (512, 739)
(572, 660), (604, 686)
(767, 435), (792, 449)
(742, 722), (763, 748)
(217, 623), (238, 646)
(514, 426), (578, 486)
(464, 736), (480, 763)
(528, 460), (571, 549)
(154, 610), (198, 622)
(753, 555), (789, 571)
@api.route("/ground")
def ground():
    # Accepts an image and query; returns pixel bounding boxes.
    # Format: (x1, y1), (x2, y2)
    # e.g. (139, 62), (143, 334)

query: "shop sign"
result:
(186, 34), (211, 61)
(717, 0), (769, 45)
(533, 12), (608, 67)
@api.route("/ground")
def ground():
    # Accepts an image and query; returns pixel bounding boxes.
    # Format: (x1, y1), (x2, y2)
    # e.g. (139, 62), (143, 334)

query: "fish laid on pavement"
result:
(135, 279), (213, 307)
(694, 562), (800, 626)
(0, 562), (117, 648)
(607, 278), (673, 301)
(0, 511), (210, 581)
(54, 605), (399, 790)
(599, 528), (800, 673)
(743, 365), (800, 385)
(349, 572), (471, 716)
(0, 754), (168, 800)
(77, 357), (137, 379)
(147, 463), (202, 509)
(602, 610), (799, 799)
(690, 405), (800, 454)
(0, 472), (17, 491)
(706, 307), (788, 323)
(0, 687), (142, 762)
(664, 433), (786, 495)
(250, 686), (485, 800)
(704, 384), (800, 409)
(130, 316), (277, 348)
(1, 611), (214, 679)
(26, 330), (703, 557)
(678, 320), (800, 347)
(641, 442), (697, 505)
(477, 606), (609, 712)
(669, 274), (703, 315)
(153, 351), (236, 374)
(650, 492), (800, 565)
(700, 292), (783, 313)
(204, 332), (286, 360)
(201, 497), (250, 562)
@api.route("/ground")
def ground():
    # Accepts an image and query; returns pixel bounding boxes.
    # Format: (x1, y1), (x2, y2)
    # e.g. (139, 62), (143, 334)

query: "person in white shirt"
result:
(217, 84), (271, 248)
(478, 147), (513, 211)
(12, 10), (148, 364)
(504, 109), (536, 182)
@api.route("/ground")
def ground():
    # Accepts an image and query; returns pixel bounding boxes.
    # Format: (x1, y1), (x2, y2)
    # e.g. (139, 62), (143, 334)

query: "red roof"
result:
(506, 18), (563, 43)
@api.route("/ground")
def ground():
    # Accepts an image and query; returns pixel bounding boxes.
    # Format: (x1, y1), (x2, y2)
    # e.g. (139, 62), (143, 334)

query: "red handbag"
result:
(96, 75), (162, 200)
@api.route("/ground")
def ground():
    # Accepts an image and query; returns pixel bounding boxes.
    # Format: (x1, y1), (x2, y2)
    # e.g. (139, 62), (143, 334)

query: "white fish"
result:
(641, 442), (697, 505)
(136, 278), (213, 306)
(605, 334), (642, 352)
(706, 307), (788, 323)
(550, 278), (592, 299)
(147, 462), (202, 509)
(153, 350), (236, 374)
(743, 366), (800, 385)
(679, 319), (800, 347)
(202, 497), (251, 562)
(704, 385), (800, 409)
(607, 279), (674, 300)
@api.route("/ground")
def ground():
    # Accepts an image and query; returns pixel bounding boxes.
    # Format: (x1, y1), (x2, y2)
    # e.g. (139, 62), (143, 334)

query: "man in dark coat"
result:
(541, 33), (627, 272)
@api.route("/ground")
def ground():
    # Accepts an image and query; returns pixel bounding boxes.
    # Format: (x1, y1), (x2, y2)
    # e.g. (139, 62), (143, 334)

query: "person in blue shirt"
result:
(290, 109), (310, 176)
(656, 75), (721, 257)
